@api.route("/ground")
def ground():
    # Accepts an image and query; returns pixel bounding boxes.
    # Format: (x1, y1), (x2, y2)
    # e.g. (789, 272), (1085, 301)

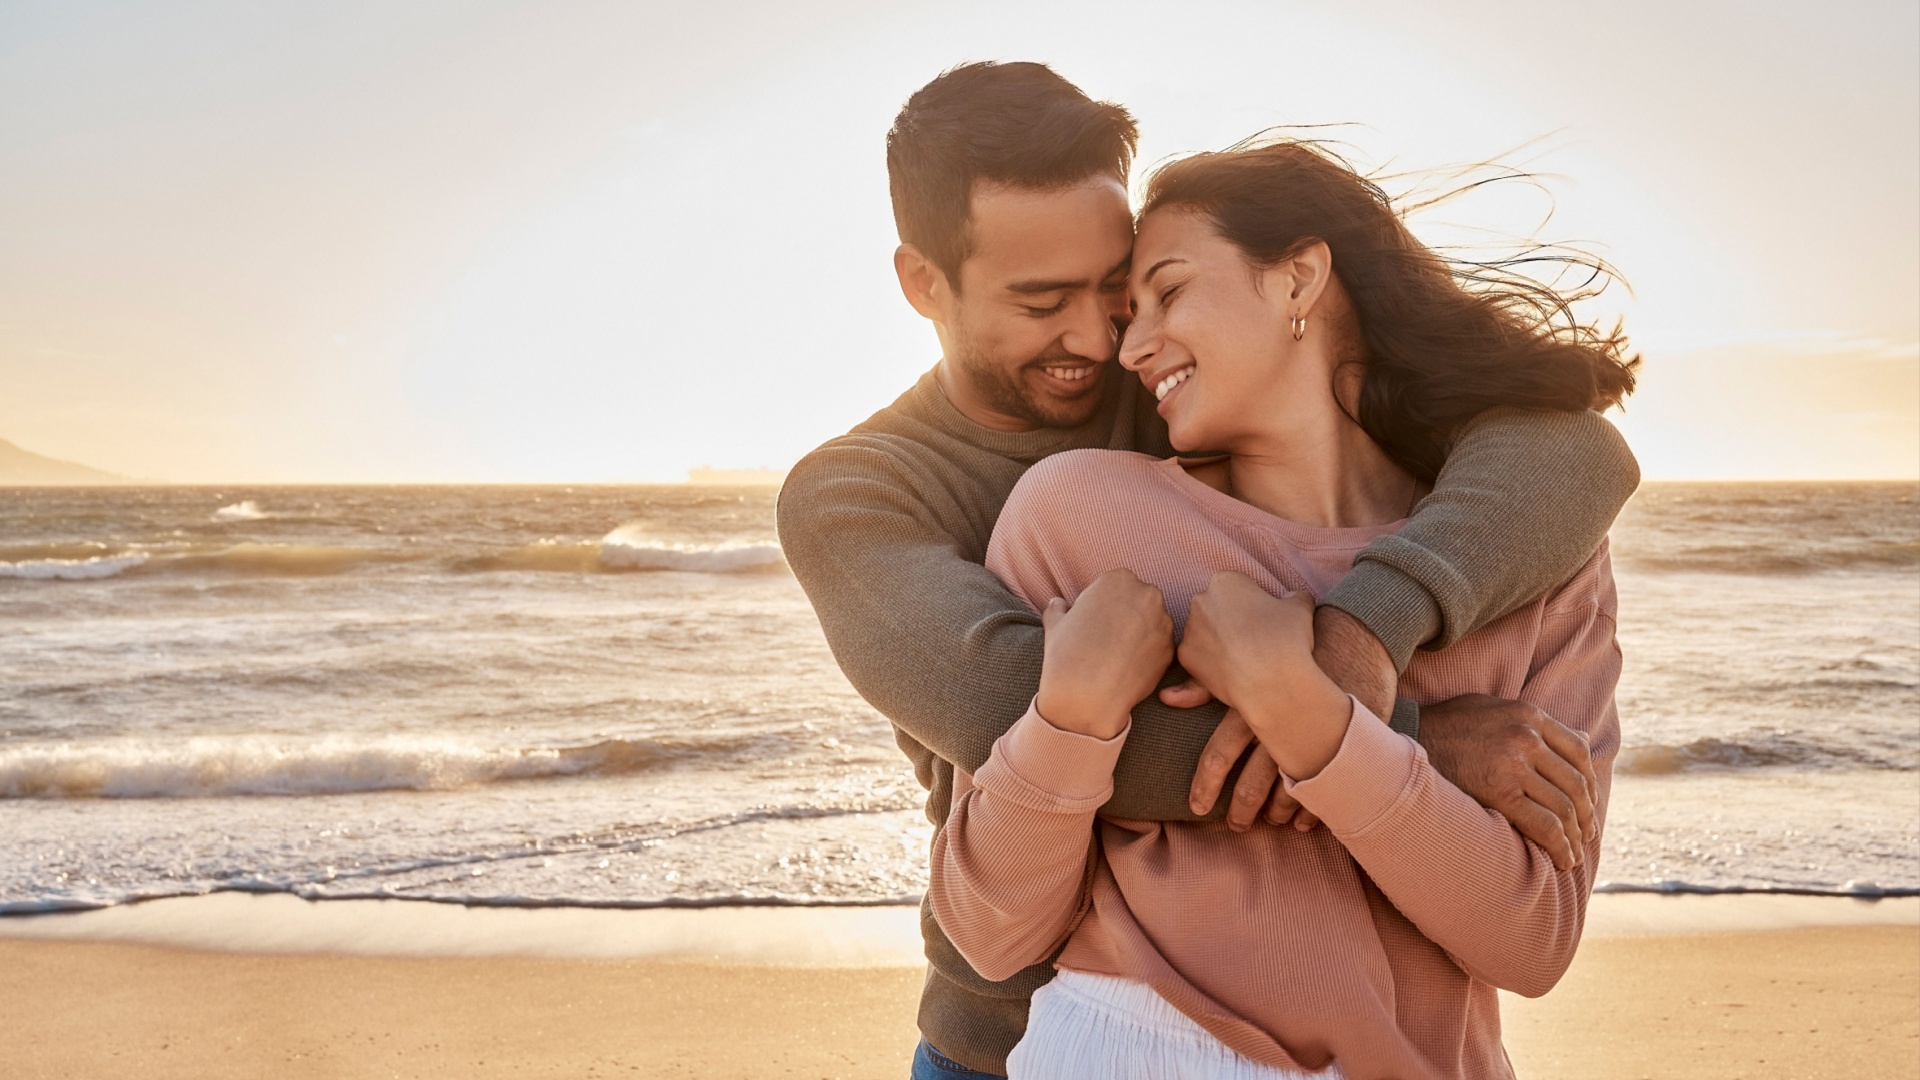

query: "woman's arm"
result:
(1182, 552), (1621, 997)
(929, 709), (1120, 981)
(929, 569), (1175, 982)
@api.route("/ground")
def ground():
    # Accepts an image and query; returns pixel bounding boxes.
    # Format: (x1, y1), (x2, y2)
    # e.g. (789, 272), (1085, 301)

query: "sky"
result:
(1, 0), (1915, 482)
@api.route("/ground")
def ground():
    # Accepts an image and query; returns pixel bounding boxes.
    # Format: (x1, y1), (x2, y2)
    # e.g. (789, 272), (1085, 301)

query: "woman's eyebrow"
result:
(1142, 257), (1187, 283)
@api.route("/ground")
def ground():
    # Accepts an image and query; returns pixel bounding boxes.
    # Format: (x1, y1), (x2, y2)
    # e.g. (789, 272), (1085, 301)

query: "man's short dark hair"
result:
(886, 61), (1138, 287)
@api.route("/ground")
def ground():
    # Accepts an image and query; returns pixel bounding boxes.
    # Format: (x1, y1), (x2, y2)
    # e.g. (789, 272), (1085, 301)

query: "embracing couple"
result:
(779, 61), (1637, 1080)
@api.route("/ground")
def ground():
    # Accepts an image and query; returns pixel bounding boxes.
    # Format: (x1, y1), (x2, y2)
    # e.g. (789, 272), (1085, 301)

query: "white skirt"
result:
(1008, 969), (1346, 1080)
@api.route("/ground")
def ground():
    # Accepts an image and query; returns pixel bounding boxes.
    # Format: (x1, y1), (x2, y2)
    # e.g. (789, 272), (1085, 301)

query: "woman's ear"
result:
(893, 244), (954, 322)
(1265, 240), (1334, 321)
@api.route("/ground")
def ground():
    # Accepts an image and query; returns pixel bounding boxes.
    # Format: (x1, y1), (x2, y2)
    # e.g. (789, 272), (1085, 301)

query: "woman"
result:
(927, 140), (1635, 1079)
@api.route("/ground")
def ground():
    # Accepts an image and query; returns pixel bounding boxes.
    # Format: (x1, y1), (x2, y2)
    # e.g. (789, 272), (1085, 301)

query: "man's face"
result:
(937, 178), (1134, 431)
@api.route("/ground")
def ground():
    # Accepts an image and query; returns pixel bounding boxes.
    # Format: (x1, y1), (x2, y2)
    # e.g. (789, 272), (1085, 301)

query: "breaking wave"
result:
(598, 527), (785, 573)
(0, 733), (756, 799)
(1614, 734), (1918, 775)
(212, 500), (271, 522)
(0, 554), (149, 580)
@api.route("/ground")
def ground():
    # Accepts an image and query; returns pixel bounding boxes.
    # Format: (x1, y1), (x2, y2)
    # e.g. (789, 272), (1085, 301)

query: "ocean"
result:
(1, 481), (1915, 914)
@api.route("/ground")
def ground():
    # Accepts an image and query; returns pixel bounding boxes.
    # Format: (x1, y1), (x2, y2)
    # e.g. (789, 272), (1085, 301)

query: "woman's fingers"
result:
(1226, 748), (1280, 832)
(1530, 740), (1597, 845)
(1188, 709), (1257, 815)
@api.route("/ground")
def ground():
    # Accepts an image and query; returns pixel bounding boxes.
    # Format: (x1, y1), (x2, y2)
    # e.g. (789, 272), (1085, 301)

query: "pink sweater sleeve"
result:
(1286, 555), (1622, 997)
(928, 703), (1126, 982)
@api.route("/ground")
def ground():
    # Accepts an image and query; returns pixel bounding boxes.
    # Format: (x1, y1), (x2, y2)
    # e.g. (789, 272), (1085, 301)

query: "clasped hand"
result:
(1035, 569), (1347, 777)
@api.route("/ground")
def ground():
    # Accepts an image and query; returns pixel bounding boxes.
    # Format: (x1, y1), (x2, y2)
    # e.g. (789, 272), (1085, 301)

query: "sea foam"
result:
(0, 554), (149, 581)
(0, 734), (717, 799)
(598, 525), (785, 573)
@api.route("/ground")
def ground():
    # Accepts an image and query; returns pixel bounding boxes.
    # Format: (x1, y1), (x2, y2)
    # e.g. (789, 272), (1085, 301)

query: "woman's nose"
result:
(1118, 315), (1154, 371)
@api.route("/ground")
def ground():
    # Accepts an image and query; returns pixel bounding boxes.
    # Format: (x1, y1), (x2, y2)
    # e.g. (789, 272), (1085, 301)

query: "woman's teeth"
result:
(1153, 367), (1194, 402)
(1044, 365), (1094, 382)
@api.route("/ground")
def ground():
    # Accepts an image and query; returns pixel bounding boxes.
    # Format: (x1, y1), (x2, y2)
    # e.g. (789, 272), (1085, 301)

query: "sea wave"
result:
(0, 553), (149, 580)
(1614, 734), (1917, 775)
(0, 733), (753, 799)
(1617, 539), (1920, 576)
(3, 532), (787, 581)
(598, 528), (786, 573)
(212, 500), (271, 522)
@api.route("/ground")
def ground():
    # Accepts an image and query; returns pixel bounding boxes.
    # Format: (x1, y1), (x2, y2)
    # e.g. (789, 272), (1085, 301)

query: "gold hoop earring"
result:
(1290, 313), (1307, 341)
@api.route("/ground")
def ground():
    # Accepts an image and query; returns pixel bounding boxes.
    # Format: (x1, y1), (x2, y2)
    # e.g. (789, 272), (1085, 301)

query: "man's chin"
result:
(1022, 372), (1107, 429)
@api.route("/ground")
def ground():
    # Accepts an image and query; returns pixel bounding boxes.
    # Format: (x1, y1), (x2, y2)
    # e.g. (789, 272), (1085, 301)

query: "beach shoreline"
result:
(1, 894), (1915, 1079)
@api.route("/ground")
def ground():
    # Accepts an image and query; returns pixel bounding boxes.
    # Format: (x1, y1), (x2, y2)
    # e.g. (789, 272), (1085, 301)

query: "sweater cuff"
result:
(1285, 696), (1419, 837)
(1321, 558), (1445, 673)
(977, 701), (1128, 810)
(1388, 698), (1421, 739)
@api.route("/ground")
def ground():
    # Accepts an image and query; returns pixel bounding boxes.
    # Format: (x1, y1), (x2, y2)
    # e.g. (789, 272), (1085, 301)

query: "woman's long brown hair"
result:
(1139, 138), (1640, 480)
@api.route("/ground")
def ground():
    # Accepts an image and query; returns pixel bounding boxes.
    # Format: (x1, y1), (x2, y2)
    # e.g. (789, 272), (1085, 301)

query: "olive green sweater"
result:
(776, 367), (1638, 1074)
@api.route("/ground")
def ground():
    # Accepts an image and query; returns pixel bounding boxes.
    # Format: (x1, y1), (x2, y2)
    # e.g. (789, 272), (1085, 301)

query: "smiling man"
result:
(777, 62), (1638, 1080)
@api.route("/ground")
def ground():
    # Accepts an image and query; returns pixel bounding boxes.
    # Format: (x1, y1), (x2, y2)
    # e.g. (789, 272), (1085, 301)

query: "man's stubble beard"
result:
(950, 337), (1110, 431)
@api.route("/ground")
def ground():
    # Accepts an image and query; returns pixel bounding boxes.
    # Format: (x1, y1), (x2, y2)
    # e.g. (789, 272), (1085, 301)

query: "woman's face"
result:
(1120, 209), (1324, 454)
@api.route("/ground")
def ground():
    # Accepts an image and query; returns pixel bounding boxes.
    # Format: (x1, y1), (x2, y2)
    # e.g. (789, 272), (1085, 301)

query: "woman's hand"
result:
(1178, 571), (1352, 780)
(1034, 568), (1175, 740)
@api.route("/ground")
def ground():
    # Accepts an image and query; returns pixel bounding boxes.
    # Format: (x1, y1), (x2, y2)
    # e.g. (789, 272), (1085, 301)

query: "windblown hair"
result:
(887, 61), (1138, 288)
(1140, 138), (1640, 480)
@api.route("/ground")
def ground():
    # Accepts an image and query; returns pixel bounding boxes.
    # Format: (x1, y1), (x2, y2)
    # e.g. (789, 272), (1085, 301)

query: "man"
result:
(778, 62), (1637, 1079)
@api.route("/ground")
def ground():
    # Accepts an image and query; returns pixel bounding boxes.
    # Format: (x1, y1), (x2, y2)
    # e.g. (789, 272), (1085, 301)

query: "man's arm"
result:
(777, 441), (1221, 822)
(1324, 407), (1640, 671)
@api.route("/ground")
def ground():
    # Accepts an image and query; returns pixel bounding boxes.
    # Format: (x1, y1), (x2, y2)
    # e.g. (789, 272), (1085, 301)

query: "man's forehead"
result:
(965, 178), (1134, 286)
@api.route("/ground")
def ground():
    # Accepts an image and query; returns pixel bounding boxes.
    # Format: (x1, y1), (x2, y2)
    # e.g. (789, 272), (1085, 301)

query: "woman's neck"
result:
(1220, 406), (1421, 529)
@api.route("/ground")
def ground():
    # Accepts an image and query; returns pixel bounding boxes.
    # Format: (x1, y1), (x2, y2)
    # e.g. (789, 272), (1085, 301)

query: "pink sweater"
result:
(929, 450), (1621, 1080)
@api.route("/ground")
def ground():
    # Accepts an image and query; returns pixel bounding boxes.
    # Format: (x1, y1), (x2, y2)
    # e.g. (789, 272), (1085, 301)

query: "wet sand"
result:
(1, 894), (1913, 1079)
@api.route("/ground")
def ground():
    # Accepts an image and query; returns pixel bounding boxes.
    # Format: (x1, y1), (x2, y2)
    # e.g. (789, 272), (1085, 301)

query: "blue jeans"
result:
(911, 1038), (1007, 1080)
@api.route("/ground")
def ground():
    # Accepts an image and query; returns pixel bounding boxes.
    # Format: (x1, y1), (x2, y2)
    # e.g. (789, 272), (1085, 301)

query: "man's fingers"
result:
(1189, 709), (1257, 815)
(1292, 806), (1322, 832)
(1159, 677), (1214, 709)
(1227, 748), (1281, 833)
(1508, 801), (1577, 872)
(1531, 743), (1597, 844)
(1533, 712), (1598, 800)
(1523, 773), (1584, 867)
(1263, 783), (1300, 827)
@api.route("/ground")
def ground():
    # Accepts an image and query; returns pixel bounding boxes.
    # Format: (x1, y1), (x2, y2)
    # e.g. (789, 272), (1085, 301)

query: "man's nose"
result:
(1061, 298), (1120, 361)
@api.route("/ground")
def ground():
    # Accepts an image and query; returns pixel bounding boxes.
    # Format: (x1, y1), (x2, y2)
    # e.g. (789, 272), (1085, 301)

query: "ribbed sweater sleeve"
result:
(929, 705), (1123, 982)
(778, 441), (1223, 823)
(1289, 550), (1622, 997)
(1325, 407), (1639, 671)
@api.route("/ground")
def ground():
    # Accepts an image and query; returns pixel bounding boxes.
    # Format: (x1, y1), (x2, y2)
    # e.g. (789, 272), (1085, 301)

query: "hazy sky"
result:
(3, 0), (1915, 482)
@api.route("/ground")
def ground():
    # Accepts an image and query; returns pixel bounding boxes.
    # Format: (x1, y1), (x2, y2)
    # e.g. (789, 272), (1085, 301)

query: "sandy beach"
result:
(1, 893), (1914, 1079)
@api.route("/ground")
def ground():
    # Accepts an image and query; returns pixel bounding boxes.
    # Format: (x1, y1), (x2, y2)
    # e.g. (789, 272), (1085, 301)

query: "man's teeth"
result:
(1153, 367), (1194, 402)
(1044, 366), (1094, 382)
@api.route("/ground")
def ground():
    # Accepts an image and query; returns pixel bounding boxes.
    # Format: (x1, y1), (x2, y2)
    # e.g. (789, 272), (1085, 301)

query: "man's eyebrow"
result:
(1008, 256), (1132, 295)
(1006, 277), (1089, 295)
(1143, 257), (1187, 283)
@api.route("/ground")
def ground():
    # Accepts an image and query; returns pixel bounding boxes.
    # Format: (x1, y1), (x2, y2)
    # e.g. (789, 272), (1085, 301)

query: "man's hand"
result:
(1034, 569), (1174, 739)
(1420, 694), (1599, 871)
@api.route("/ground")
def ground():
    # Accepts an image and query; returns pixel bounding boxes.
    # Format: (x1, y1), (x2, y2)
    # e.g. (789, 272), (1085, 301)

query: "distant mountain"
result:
(0, 438), (131, 485)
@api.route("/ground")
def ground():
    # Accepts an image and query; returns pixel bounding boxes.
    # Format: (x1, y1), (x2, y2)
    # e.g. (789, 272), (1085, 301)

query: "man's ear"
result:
(894, 243), (954, 322)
